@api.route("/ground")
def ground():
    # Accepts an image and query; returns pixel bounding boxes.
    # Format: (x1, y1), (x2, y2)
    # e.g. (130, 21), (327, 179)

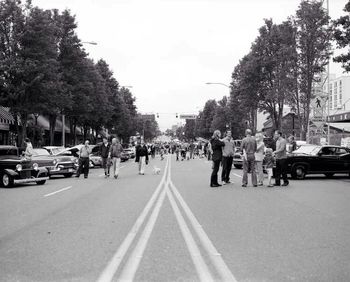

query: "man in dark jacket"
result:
(210, 130), (225, 187)
(100, 137), (111, 178)
(135, 139), (149, 175)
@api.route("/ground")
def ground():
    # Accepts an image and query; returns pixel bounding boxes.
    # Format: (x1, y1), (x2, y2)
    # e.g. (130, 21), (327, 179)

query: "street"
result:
(1, 155), (350, 282)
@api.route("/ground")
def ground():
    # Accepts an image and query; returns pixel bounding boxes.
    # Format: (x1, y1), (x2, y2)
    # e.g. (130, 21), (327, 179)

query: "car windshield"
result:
(0, 148), (18, 156)
(33, 149), (50, 156)
(51, 148), (65, 155)
(293, 145), (321, 155)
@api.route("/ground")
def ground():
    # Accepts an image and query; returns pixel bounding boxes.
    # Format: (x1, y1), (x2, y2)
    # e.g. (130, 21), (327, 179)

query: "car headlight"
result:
(33, 163), (39, 171)
(16, 164), (22, 172)
(53, 159), (58, 165)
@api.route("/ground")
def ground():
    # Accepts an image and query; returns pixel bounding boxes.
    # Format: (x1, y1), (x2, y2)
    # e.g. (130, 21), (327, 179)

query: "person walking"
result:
(100, 137), (111, 178)
(241, 129), (257, 187)
(210, 130), (225, 187)
(108, 137), (123, 179)
(76, 140), (92, 179)
(255, 133), (265, 186)
(221, 130), (235, 185)
(264, 148), (275, 187)
(273, 131), (289, 186)
(135, 140), (149, 175)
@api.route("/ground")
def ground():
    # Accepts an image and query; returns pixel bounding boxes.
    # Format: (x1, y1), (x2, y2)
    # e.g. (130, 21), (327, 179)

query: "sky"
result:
(33, 0), (348, 131)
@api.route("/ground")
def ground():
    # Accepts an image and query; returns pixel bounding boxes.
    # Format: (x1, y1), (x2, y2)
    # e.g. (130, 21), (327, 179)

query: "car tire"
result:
(234, 165), (242, 169)
(36, 180), (46, 185)
(324, 173), (334, 178)
(291, 165), (306, 180)
(64, 173), (73, 178)
(1, 173), (14, 188)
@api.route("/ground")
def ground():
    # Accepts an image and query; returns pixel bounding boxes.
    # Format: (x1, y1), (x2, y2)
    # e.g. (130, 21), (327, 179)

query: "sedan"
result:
(287, 145), (350, 179)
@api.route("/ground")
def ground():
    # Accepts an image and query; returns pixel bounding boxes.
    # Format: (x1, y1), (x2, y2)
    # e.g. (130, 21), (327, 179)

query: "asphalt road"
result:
(1, 155), (350, 282)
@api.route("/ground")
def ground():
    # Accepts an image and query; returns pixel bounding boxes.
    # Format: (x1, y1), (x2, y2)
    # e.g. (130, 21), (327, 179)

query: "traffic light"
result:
(156, 113), (159, 118)
(176, 113), (178, 118)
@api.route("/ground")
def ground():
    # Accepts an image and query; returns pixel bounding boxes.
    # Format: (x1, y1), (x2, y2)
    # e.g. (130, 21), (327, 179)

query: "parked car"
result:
(0, 146), (49, 188)
(32, 148), (77, 178)
(121, 151), (130, 162)
(55, 145), (95, 168)
(286, 144), (350, 179)
(233, 140), (243, 168)
(89, 145), (102, 167)
(43, 146), (66, 156)
(123, 147), (135, 159)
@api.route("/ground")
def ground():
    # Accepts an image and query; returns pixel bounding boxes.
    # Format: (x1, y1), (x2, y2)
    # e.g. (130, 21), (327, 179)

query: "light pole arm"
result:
(205, 82), (230, 88)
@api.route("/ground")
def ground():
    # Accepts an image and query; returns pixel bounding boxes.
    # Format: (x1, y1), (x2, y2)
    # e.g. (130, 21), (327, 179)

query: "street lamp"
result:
(205, 82), (230, 88)
(81, 41), (98, 45)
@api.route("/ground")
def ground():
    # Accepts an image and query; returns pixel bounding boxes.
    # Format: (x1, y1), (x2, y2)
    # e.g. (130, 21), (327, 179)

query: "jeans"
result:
(77, 157), (89, 178)
(210, 160), (221, 185)
(242, 154), (257, 186)
(256, 161), (264, 184)
(275, 158), (288, 185)
(221, 156), (233, 182)
(111, 157), (121, 177)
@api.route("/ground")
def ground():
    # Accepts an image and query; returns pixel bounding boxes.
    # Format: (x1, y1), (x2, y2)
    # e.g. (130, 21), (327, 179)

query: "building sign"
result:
(179, 114), (197, 120)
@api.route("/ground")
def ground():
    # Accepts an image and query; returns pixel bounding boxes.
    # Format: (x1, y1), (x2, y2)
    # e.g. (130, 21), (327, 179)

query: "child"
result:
(264, 148), (275, 187)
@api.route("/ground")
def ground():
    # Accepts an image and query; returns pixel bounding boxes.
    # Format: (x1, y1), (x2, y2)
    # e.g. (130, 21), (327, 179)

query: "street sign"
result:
(179, 114), (197, 120)
(312, 95), (327, 110)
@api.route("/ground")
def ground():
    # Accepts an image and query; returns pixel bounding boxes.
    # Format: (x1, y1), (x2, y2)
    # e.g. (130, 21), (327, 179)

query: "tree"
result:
(195, 100), (217, 138)
(0, 0), (27, 145)
(333, 1), (350, 72)
(295, 0), (332, 140)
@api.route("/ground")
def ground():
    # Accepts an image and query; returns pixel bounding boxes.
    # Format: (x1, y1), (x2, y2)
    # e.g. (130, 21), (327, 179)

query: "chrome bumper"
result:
(14, 177), (49, 184)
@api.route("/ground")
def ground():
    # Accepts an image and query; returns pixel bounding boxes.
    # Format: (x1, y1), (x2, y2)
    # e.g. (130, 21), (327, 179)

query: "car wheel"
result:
(292, 165), (306, 180)
(324, 173), (334, 178)
(234, 165), (242, 169)
(1, 173), (14, 188)
(36, 180), (46, 185)
(64, 173), (73, 178)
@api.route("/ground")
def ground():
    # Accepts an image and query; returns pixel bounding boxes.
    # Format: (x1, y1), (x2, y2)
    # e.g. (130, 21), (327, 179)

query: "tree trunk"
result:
(20, 112), (29, 147)
(48, 114), (57, 146)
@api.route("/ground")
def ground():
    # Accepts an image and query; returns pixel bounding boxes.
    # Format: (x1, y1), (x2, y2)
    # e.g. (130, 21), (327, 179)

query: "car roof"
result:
(0, 145), (17, 149)
(43, 146), (64, 149)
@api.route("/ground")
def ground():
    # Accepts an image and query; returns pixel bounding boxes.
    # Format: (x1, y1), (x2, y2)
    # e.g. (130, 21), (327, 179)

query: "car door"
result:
(335, 147), (350, 172)
(315, 146), (338, 172)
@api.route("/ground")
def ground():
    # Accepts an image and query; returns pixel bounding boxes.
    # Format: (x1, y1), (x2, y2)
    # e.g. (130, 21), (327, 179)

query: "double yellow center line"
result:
(98, 156), (237, 282)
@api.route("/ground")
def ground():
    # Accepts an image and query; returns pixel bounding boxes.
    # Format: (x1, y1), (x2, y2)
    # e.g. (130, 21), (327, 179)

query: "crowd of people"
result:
(53, 128), (296, 186)
(209, 129), (295, 188)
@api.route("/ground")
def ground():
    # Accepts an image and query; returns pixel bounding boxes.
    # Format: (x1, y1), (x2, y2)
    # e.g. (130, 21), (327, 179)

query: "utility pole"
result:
(326, 0), (331, 145)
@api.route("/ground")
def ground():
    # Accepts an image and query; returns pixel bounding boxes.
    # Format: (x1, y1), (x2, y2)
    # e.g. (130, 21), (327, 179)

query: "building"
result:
(323, 74), (350, 114)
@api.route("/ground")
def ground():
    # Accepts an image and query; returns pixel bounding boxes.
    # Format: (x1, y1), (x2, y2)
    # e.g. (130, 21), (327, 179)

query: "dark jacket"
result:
(135, 145), (149, 163)
(100, 143), (111, 158)
(210, 138), (225, 162)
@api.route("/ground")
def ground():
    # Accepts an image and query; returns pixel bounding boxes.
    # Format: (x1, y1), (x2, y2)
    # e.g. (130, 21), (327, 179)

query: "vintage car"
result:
(55, 145), (95, 168)
(32, 148), (77, 178)
(233, 140), (243, 168)
(287, 144), (350, 179)
(0, 146), (49, 188)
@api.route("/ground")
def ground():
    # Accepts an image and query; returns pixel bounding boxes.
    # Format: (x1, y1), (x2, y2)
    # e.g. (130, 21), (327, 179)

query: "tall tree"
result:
(333, 1), (350, 72)
(295, 0), (332, 140)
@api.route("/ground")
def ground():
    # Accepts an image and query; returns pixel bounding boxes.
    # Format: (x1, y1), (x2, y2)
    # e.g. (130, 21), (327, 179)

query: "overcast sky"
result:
(33, 0), (347, 131)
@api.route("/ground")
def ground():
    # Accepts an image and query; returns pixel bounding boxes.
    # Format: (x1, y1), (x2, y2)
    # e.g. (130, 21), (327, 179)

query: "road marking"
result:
(118, 182), (168, 281)
(169, 179), (238, 282)
(97, 157), (169, 282)
(44, 186), (72, 197)
(167, 187), (214, 281)
(233, 173), (242, 178)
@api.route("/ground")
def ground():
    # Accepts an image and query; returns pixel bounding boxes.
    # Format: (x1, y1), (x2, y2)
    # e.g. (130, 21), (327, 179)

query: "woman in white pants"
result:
(135, 140), (149, 175)
(255, 133), (265, 186)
